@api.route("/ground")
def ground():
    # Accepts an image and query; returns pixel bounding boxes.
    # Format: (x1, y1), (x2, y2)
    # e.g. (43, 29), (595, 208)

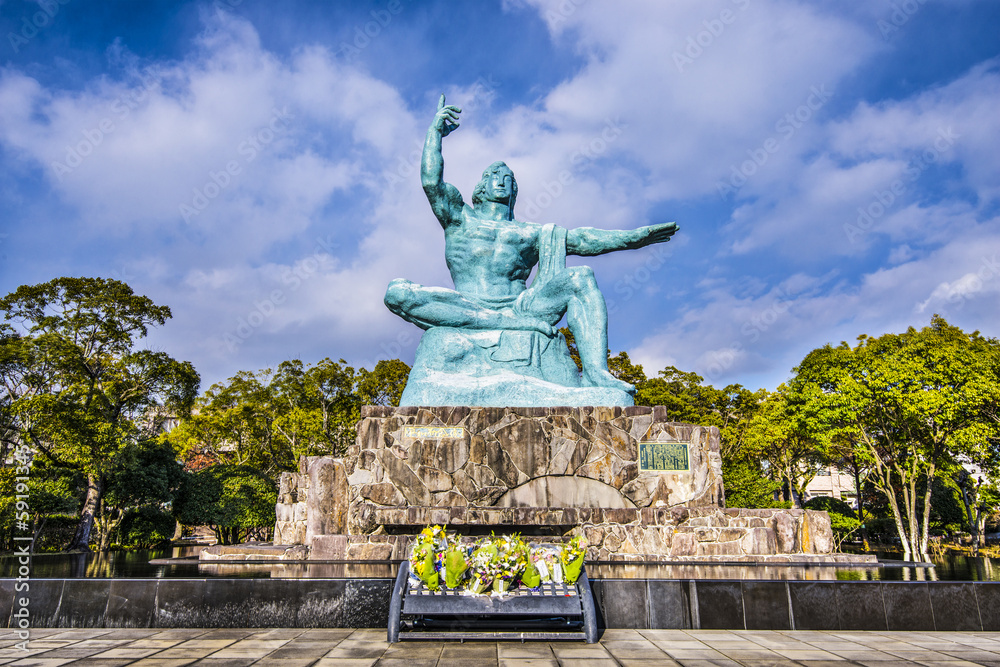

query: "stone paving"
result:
(2, 627), (1000, 666)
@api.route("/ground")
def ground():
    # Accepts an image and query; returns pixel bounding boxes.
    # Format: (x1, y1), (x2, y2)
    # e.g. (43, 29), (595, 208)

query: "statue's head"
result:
(472, 161), (517, 214)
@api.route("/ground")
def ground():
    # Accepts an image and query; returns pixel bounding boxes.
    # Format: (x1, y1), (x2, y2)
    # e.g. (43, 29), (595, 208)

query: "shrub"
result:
(174, 464), (276, 545)
(119, 506), (175, 548)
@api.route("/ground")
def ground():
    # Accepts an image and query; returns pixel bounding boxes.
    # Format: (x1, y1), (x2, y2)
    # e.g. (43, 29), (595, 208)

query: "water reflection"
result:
(197, 561), (398, 578)
(3, 548), (999, 581)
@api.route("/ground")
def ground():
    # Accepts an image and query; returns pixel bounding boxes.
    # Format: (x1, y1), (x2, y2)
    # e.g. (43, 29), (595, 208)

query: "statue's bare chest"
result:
(445, 217), (538, 268)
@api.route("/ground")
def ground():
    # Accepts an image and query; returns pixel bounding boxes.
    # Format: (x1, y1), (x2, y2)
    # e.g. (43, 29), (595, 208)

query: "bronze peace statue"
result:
(385, 95), (677, 407)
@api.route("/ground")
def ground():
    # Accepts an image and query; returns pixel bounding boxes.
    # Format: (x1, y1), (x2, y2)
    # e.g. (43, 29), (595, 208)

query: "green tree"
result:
(99, 437), (185, 550)
(0, 462), (78, 551)
(790, 315), (1000, 560)
(0, 278), (199, 551)
(358, 358), (411, 406)
(742, 385), (829, 508)
(118, 505), (175, 549)
(955, 466), (1000, 554)
(167, 357), (411, 474)
(174, 464), (277, 545)
(721, 458), (784, 509)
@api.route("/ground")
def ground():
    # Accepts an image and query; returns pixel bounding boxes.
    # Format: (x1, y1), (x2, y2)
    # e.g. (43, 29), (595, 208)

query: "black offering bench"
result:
(387, 560), (598, 643)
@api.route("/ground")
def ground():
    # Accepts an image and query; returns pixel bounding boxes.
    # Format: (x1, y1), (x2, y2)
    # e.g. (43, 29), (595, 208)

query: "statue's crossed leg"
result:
(384, 267), (635, 395)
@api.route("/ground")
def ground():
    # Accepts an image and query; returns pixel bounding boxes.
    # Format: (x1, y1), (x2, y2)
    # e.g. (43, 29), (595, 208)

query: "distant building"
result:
(803, 464), (857, 508)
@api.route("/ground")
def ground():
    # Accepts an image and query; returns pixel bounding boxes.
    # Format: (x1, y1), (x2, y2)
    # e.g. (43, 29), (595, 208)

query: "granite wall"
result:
(272, 405), (839, 561)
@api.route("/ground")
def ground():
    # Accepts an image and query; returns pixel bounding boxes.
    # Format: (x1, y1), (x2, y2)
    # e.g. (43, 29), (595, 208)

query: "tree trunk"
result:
(881, 464), (912, 561)
(920, 463), (935, 559)
(30, 515), (48, 552)
(957, 471), (983, 556)
(852, 460), (870, 550)
(67, 474), (101, 551)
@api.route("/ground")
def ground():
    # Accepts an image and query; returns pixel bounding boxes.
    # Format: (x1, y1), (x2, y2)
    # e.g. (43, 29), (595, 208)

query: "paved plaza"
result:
(3, 628), (1000, 666)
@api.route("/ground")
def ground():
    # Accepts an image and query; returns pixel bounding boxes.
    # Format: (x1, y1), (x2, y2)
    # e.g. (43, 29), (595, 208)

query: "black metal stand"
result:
(387, 560), (598, 643)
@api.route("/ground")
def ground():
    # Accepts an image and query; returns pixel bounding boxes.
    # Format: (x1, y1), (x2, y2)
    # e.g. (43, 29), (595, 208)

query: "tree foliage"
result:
(741, 385), (829, 508)
(789, 315), (1000, 559)
(0, 278), (199, 551)
(166, 357), (410, 475)
(174, 464), (276, 545)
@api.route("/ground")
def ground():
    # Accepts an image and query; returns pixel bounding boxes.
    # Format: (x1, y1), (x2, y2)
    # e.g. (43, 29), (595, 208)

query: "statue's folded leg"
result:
(526, 225), (635, 395)
(384, 278), (554, 335)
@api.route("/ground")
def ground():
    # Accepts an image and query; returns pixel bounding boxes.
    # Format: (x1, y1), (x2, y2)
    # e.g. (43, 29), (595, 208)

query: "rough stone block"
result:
(275, 503), (293, 523)
(310, 535), (348, 560)
(306, 457), (349, 542)
(741, 527), (777, 555)
(774, 511), (798, 553)
(670, 532), (697, 557)
(804, 510), (833, 553)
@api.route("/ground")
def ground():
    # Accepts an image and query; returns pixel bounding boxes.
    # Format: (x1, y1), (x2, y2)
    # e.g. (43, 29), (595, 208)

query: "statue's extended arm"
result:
(421, 94), (465, 227)
(566, 222), (679, 256)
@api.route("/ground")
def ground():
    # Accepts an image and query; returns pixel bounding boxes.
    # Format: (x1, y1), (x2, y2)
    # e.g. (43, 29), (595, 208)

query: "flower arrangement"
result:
(443, 541), (469, 589)
(406, 526), (586, 596)
(561, 534), (587, 584)
(409, 524), (448, 591)
(490, 534), (528, 594)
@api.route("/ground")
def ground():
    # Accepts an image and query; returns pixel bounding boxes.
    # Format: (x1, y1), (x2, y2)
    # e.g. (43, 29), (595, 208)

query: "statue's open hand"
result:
(434, 94), (461, 137)
(636, 222), (679, 247)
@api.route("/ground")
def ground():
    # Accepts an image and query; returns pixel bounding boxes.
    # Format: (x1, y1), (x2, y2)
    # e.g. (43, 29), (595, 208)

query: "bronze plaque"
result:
(638, 441), (690, 472)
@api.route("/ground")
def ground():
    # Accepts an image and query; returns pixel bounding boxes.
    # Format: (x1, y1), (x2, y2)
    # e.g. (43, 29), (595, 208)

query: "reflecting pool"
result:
(5, 547), (1000, 581)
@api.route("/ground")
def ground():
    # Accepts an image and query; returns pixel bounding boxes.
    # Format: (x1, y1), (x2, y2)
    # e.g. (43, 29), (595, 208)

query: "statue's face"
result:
(484, 167), (515, 204)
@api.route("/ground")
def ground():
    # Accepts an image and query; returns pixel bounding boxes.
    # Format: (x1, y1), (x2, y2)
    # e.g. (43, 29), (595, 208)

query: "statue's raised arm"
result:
(421, 94), (466, 228)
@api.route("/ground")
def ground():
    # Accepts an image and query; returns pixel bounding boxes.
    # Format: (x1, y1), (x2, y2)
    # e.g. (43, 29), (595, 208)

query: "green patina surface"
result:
(385, 95), (678, 407)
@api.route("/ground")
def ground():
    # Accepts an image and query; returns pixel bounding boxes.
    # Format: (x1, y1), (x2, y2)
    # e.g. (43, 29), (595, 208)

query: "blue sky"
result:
(1, 0), (999, 393)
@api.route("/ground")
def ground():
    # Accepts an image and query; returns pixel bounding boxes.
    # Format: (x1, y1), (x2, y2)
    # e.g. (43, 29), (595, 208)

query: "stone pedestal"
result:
(270, 405), (842, 562)
(400, 328), (634, 407)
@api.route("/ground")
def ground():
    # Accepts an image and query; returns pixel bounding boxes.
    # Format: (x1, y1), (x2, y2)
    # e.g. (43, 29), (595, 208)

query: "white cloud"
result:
(3, 1), (998, 396)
